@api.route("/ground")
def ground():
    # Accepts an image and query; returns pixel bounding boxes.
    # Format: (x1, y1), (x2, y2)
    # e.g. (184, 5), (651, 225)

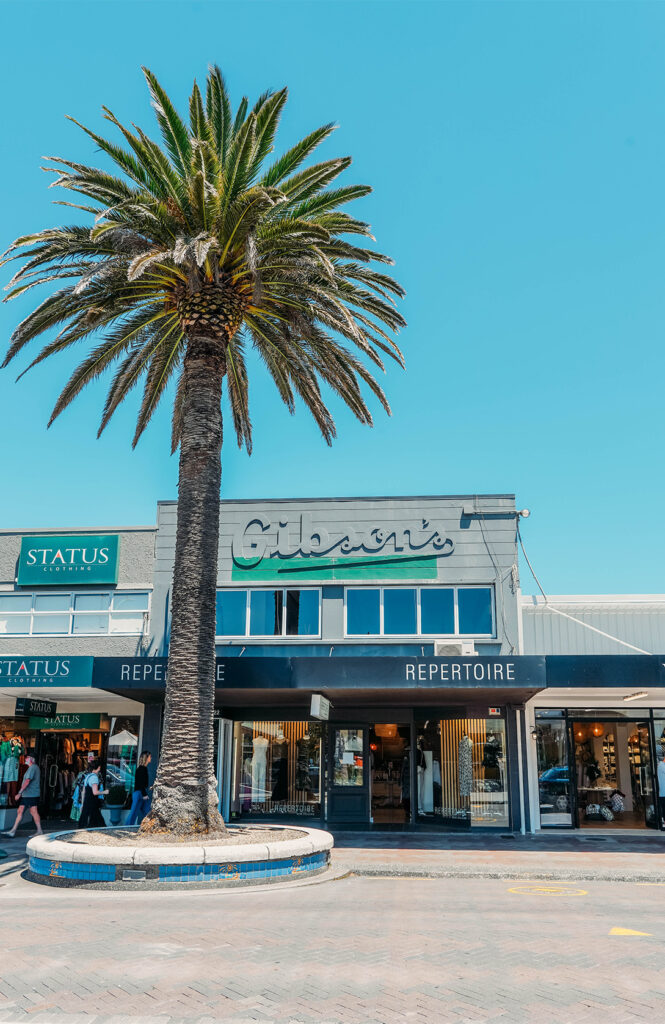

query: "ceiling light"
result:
(623, 691), (648, 702)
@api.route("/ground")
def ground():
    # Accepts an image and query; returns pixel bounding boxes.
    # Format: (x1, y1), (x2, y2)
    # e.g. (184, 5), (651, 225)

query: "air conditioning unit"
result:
(434, 641), (477, 657)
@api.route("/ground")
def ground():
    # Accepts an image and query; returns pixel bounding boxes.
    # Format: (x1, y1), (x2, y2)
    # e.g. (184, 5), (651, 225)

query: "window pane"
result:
(73, 594), (110, 612)
(0, 614), (30, 634)
(72, 613), (107, 634)
(216, 591), (247, 636)
(34, 594), (71, 612)
(421, 588), (455, 634)
(536, 717), (572, 827)
(107, 716), (141, 796)
(0, 595), (32, 612)
(249, 590), (283, 636)
(333, 729), (364, 786)
(346, 589), (380, 635)
(231, 721), (323, 818)
(109, 612), (144, 634)
(33, 613), (70, 634)
(285, 590), (319, 636)
(383, 589), (417, 635)
(458, 588), (493, 634)
(112, 592), (149, 612)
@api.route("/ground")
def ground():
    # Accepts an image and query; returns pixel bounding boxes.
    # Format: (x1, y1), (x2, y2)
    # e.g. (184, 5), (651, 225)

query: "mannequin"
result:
(251, 735), (269, 802)
(4, 736), (25, 804)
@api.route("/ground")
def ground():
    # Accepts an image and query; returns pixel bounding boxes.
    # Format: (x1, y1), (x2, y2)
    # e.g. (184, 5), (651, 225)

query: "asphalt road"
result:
(1, 843), (664, 1023)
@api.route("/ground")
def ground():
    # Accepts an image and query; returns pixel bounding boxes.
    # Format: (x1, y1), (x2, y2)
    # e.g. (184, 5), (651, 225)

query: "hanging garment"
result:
(271, 755), (288, 801)
(458, 735), (473, 797)
(251, 736), (269, 801)
(296, 737), (312, 791)
(3, 756), (19, 784)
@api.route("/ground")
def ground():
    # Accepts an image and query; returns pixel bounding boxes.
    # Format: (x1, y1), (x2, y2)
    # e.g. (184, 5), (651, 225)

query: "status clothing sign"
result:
(17, 534), (120, 585)
(30, 713), (104, 730)
(15, 697), (57, 718)
(0, 657), (93, 686)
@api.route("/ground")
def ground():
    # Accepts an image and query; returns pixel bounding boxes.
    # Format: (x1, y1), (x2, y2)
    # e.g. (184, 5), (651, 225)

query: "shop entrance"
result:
(38, 730), (108, 821)
(573, 719), (656, 829)
(369, 724), (411, 824)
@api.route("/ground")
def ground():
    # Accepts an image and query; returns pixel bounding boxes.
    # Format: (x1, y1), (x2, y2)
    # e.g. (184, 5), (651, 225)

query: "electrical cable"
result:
(516, 520), (651, 656)
(475, 504), (516, 653)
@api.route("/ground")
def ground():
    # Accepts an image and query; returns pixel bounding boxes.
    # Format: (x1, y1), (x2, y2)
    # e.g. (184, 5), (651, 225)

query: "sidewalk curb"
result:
(343, 865), (665, 883)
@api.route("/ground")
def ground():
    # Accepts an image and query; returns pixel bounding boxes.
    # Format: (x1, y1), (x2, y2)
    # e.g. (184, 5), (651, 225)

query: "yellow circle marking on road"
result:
(507, 884), (587, 896)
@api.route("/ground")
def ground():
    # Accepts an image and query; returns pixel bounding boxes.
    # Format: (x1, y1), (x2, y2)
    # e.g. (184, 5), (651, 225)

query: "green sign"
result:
(0, 656), (93, 686)
(30, 713), (103, 730)
(15, 697), (57, 718)
(17, 535), (120, 586)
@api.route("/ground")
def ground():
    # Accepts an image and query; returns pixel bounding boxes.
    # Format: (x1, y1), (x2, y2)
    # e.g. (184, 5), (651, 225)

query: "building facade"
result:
(0, 526), (159, 828)
(0, 499), (663, 836)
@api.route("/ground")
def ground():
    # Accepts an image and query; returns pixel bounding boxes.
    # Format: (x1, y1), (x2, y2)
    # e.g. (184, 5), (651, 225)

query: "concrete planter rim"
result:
(27, 823), (334, 867)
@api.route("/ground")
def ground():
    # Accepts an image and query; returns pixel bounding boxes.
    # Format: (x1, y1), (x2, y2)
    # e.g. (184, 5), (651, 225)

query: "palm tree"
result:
(2, 67), (405, 835)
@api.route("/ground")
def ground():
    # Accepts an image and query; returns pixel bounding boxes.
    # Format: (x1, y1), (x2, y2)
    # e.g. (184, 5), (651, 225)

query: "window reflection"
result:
(231, 721), (322, 818)
(415, 718), (508, 828)
(333, 729), (364, 786)
(535, 717), (572, 826)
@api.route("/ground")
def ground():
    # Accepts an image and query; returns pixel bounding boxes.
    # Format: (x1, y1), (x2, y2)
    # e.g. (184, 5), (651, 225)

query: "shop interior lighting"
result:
(623, 691), (648, 702)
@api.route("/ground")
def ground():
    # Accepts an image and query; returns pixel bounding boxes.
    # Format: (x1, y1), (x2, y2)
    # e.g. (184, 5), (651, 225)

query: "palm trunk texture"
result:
(142, 336), (227, 835)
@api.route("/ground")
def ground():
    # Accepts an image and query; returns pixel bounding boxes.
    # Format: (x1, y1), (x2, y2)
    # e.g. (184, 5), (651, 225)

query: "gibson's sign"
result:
(17, 534), (120, 585)
(232, 513), (454, 568)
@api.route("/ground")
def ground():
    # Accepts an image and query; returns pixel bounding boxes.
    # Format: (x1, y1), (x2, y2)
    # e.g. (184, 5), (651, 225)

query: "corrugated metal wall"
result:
(521, 597), (665, 655)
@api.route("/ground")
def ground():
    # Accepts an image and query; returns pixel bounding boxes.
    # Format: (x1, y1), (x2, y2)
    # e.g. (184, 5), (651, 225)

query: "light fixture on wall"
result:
(623, 691), (648, 702)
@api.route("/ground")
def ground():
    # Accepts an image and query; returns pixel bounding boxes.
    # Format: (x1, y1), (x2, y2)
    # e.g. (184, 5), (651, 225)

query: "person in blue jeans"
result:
(127, 751), (152, 826)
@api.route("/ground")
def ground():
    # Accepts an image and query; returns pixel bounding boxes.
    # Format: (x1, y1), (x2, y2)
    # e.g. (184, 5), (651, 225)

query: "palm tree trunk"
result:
(142, 336), (227, 835)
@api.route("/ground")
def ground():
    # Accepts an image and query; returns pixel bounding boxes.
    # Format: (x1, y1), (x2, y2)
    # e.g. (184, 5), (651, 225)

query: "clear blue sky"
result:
(1, 1), (664, 594)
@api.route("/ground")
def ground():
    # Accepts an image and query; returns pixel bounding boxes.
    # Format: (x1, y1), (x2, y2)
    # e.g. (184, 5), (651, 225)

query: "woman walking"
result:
(78, 759), (107, 829)
(127, 751), (152, 826)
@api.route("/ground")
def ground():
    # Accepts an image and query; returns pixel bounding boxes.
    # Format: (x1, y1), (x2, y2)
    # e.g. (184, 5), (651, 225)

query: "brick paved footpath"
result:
(1, 833), (664, 1023)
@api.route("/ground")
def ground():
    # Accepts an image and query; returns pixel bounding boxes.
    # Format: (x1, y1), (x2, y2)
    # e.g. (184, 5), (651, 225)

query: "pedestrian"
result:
(127, 751), (152, 826)
(4, 754), (43, 837)
(78, 758), (107, 829)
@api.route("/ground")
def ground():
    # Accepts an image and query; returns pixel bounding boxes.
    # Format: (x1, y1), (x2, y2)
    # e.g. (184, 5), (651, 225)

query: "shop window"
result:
(0, 591), (149, 636)
(231, 720), (323, 818)
(216, 590), (247, 636)
(285, 589), (319, 636)
(414, 717), (508, 828)
(535, 716), (572, 827)
(0, 718), (38, 809)
(346, 588), (380, 635)
(345, 586), (495, 638)
(655, 720), (665, 829)
(420, 588), (455, 634)
(383, 589), (417, 635)
(332, 729), (364, 786)
(216, 589), (321, 639)
(106, 716), (141, 799)
(458, 588), (493, 635)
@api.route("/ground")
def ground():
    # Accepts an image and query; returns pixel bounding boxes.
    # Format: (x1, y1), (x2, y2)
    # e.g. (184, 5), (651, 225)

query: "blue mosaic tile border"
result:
(157, 850), (329, 882)
(28, 849), (329, 884)
(29, 856), (116, 882)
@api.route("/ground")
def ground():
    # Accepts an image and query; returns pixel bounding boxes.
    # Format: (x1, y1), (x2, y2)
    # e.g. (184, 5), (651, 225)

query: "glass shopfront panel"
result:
(655, 719), (665, 829)
(535, 715), (572, 826)
(106, 716), (141, 801)
(231, 720), (323, 819)
(332, 728), (364, 786)
(0, 718), (39, 809)
(414, 717), (508, 828)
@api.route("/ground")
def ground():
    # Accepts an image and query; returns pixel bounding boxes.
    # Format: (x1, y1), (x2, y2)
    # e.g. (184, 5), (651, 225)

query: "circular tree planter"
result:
(26, 824), (333, 888)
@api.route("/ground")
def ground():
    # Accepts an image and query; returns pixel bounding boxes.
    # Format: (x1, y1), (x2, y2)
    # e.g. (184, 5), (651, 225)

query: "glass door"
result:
(633, 721), (657, 829)
(535, 717), (573, 827)
(326, 726), (368, 824)
(369, 724), (411, 825)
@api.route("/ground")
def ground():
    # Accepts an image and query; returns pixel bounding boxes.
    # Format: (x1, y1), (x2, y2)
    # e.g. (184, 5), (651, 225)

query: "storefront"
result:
(0, 656), (146, 827)
(100, 653), (545, 831)
(525, 656), (665, 831)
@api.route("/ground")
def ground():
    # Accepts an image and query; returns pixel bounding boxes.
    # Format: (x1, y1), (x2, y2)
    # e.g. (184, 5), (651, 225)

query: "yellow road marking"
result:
(609, 927), (652, 936)
(507, 884), (587, 896)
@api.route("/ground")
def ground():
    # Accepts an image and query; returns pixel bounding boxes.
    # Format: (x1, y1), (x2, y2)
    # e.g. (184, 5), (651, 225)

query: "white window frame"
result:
(343, 585), (495, 639)
(215, 587), (322, 640)
(0, 590), (151, 637)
